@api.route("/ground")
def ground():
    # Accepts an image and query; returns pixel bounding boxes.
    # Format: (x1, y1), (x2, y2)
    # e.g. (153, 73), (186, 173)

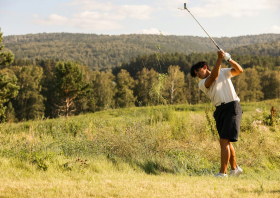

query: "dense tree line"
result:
(3, 32), (280, 70)
(113, 52), (280, 77)
(1, 50), (279, 123)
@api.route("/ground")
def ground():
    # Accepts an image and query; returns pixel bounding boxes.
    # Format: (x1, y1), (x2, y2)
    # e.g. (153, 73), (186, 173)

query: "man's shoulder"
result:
(220, 68), (233, 78)
(198, 78), (206, 86)
(198, 78), (205, 83)
(198, 78), (209, 92)
(220, 68), (232, 73)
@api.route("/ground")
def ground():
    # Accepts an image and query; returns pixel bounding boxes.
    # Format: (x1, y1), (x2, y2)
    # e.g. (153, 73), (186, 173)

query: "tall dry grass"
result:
(0, 101), (279, 197)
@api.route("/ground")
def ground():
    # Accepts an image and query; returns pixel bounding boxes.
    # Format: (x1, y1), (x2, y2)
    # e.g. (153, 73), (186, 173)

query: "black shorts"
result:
(213, 101), (242, 142)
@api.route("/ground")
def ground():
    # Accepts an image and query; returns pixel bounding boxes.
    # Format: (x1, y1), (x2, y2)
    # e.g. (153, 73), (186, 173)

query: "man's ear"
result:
(203, 65), (207, 70)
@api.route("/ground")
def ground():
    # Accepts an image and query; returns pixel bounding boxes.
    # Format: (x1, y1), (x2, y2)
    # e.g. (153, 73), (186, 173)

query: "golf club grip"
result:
(216, 45), (224, 52)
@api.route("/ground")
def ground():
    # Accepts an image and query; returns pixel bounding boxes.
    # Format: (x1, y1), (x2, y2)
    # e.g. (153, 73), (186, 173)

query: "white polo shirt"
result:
(198, 68), (240, 107)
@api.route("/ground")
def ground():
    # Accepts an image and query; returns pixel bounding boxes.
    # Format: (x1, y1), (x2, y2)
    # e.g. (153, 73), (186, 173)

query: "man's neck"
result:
(205, 70), (211, 78)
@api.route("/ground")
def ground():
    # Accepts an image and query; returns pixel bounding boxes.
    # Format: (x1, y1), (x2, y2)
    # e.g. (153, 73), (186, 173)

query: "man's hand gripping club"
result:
(220, 50), (243, 76)
(204, 50), (243, 88)
(219, 49), (231, 62)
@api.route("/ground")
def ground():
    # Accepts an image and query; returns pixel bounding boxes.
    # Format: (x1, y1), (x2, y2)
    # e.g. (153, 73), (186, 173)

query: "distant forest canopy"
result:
(3, 32), (280, 70)
(228, 40), (280, 56)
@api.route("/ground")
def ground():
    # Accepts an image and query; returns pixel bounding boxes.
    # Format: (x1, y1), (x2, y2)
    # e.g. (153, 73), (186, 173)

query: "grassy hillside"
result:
(0, 100), (279, 196)
(3, 33), (280, 70)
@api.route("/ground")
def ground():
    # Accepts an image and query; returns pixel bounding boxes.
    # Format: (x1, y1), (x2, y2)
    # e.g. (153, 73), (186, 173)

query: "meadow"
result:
(0, 100), (280, 197)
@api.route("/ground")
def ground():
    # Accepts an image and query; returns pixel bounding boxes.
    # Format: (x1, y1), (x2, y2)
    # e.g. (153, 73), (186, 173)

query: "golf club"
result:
(180, 3), (223, 52)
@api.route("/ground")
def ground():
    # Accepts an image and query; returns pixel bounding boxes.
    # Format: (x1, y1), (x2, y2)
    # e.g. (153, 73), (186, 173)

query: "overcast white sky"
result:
(1, 0), (280, 37)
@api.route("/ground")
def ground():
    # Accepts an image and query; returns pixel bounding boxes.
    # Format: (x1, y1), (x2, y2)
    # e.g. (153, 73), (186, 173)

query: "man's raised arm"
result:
(205, 50), (224, 88)
(229, 60), (243, 76)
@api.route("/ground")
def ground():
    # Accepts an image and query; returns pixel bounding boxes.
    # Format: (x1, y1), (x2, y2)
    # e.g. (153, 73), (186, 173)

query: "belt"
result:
(215, 102), (225, 107)
(216, 101), (239, 107)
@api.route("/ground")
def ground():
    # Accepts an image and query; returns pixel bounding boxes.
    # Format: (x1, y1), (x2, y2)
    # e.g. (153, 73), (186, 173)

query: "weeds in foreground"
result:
(0, 102), (279, 176)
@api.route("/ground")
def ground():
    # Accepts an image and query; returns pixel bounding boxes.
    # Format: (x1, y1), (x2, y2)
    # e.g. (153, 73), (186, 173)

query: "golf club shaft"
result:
(183, 3), (222, 51)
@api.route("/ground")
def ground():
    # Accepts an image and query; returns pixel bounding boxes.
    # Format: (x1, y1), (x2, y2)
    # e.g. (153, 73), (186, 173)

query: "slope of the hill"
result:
(3, 33), (280, 70)
(228, 40), (280, 56)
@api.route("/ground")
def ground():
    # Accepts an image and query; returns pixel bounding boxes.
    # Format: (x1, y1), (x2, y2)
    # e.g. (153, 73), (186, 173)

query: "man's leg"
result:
(219, 139), (230, 174)
(229, 142), (237, 170)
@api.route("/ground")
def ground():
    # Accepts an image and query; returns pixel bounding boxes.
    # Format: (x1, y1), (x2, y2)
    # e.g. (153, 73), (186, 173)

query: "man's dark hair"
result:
(190, 61), (210, 77)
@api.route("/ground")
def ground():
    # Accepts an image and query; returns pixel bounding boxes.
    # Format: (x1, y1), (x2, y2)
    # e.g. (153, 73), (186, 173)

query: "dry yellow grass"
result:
(0, 157), (279, 198)
(0, 170), (279, 198)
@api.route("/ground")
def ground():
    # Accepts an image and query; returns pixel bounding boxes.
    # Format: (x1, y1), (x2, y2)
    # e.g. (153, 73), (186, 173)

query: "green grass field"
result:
(0, 100), (280, 197)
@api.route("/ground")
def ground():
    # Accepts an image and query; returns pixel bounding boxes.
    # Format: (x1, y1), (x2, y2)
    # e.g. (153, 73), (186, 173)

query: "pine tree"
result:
(261, 70), (280, 100)
(134, 68), (158, 106)
(10, 65), (45, 121)
(40, 59), (57, 118)
(0, 28), (19, 122)
(185, 73), (200, 104)
(0, 28), (14, 66)
(231, 71), (248, 101)
(72, 65), (95, 114)
(244, 68), (263, 102)
(5, 102), (16, 122)
(54, 61), (91, 117)
(114, 69), (136, 108)
(91, 70), (115, 111)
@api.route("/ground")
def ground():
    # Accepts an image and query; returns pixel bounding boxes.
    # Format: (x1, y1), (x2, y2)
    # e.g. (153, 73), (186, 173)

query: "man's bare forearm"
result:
(210, 57), (223, 80)
(229, 59), (243, 76)
(204, 50), (224, 88)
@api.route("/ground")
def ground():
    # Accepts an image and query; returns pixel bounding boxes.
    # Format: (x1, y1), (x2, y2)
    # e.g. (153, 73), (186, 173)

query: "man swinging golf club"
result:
(181, 2), (243, 178)
(190, 51), (243, 177)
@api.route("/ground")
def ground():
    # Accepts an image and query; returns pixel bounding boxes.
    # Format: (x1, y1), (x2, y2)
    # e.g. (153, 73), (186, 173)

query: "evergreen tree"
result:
(5, 102), (16, 122)
(261, 70), (280, 100)
(185, 73), (200, 104)
(72, 65), (95, 114)
(10, 65), (45, 121)
(0, 28), (19, 122)
(54, 61), (90, 118)
(231, 71), (248, 101)
(244, 68), (263, 102)
(0, 29), (14, 66)
(91, 70), (115, 111)
(134, 68), (158, 106)
(114, 69), (136, 108)
(40, 59), (57, 118)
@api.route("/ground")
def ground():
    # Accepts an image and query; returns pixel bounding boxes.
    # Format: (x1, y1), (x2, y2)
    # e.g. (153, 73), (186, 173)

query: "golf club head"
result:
(184, 3), (187, 9)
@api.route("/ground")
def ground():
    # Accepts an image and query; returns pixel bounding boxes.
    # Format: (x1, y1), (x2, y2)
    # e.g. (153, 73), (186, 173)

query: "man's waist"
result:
(215, 100), (239, 107)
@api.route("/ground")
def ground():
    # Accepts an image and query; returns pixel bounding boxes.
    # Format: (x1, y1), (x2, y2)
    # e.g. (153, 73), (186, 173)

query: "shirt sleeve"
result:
(198, 79), (209, 94)
(223, 68), (233, 79)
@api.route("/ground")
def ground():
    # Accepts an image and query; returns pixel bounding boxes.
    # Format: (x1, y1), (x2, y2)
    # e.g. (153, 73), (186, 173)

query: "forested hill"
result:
(3, 33), (280, 70)
(228, 40), (280, 56)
